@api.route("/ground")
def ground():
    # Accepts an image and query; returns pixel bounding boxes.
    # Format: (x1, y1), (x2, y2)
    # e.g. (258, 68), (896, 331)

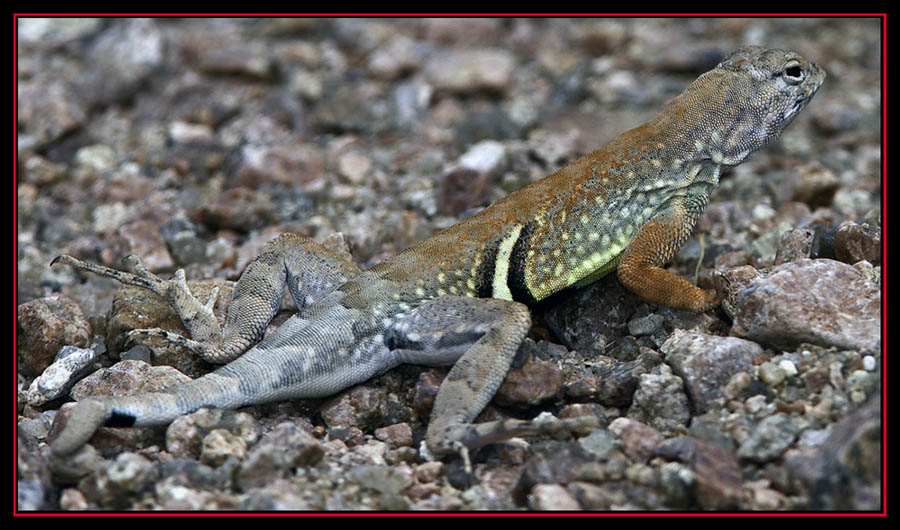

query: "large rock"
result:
(729, 259), (881, 351)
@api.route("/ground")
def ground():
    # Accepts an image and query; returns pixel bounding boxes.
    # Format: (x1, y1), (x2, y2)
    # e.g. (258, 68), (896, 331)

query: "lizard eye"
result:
(782, 61), (805, 85)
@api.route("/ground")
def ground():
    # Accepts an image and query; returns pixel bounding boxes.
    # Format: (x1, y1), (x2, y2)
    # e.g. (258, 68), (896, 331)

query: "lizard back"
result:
(368, 46), (825, 306)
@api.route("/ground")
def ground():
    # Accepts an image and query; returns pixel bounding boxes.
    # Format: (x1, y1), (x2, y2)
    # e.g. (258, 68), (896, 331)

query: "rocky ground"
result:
(16, 17), (882, 512)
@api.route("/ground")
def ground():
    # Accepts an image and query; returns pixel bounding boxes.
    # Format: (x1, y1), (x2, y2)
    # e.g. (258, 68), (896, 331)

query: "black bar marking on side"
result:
(507, 221), (537, 304)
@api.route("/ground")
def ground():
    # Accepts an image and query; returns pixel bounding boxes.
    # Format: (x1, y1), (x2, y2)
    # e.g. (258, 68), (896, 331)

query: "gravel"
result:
(17, 17), (881, 512)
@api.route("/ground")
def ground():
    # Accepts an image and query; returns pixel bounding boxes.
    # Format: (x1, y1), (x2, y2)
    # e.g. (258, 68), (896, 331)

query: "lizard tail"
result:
(50, 308), (378, 456)
(50, 370), (246, 456)
(50, 397), (115, 455)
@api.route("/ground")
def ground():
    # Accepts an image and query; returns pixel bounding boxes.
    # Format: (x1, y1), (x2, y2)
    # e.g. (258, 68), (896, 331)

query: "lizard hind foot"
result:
(427, 413), (601, 457)
(124, 328), (223, 362)
(53, 253), (230, 362)
(50, 397), (115, 456)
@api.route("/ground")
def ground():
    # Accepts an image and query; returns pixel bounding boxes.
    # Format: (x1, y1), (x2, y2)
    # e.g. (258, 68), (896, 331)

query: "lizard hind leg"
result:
(389, 296), (601, 459)
(51, 254), (231, 362)
(52, 233), (362, 365)
(389, 296), (596, 457)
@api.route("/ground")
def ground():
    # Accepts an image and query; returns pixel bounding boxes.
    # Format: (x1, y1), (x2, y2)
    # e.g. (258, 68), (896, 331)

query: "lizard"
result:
(47, 46), (824, 459)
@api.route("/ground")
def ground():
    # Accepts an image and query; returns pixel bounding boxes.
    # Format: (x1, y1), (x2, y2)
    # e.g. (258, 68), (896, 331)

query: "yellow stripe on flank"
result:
(491, 224), (524, 301)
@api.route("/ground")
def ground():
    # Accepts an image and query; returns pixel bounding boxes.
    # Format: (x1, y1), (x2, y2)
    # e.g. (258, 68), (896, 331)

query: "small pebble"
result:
(758, 362), (787, 386)
(745, 395), (768, 414)
(458, 140), (506, 174)
(528, 483), (582, 511)
(778, 359), (798, 377)
(862, 355), (876, 371)
(17, 18), (880, 512)
(59, 488), (90, 510)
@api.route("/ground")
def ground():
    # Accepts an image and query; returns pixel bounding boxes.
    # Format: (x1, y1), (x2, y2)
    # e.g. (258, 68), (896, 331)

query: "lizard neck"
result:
(642, 68), (767, 167)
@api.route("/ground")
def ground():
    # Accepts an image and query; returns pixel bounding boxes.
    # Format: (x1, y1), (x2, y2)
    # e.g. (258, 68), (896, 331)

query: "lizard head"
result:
(691, 46), (826, 166)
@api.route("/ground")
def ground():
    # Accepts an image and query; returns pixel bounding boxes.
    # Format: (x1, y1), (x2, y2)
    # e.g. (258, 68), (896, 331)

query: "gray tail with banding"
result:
(50, 369), (246, 456)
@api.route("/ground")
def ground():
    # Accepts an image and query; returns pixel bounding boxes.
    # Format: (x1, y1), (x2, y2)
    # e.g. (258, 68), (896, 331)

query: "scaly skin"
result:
(49, 47), (824, 457)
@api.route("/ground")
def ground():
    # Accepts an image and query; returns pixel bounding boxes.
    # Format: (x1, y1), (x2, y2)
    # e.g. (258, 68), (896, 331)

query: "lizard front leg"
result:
(53, 233), (360, 364)
(617, 206), (720, 312)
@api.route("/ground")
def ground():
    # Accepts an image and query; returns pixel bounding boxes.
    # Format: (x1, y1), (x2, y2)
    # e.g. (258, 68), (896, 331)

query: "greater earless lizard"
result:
(49, 46), (824, 458)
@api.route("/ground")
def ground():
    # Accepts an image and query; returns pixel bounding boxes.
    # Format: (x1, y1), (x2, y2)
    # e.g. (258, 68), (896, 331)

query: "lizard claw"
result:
(123, 254), (152, 277)
(204, 287), (220, 312)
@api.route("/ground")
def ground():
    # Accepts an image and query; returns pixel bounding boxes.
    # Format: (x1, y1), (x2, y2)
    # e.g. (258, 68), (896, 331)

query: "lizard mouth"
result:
(787, 92), (815, 119)
(782, 101), (804, 123)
